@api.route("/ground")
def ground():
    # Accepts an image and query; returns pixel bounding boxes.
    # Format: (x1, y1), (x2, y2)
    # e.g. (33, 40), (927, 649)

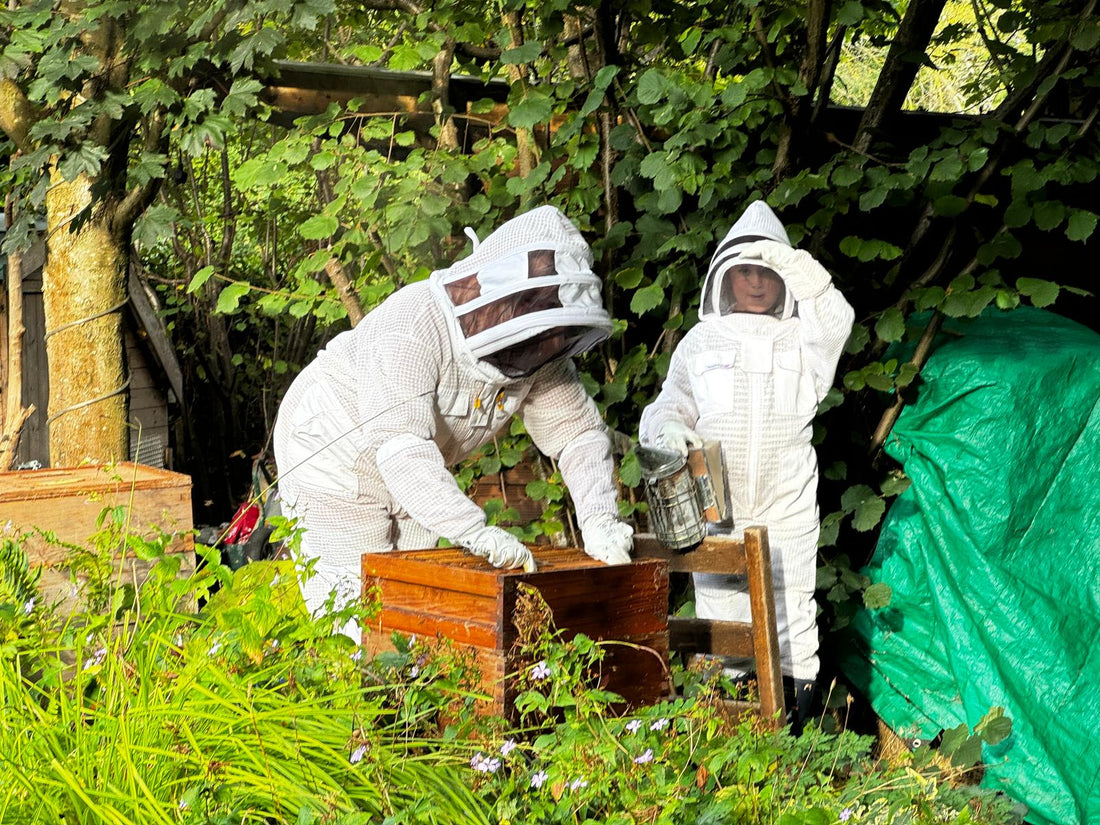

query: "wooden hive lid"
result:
(0, 463), (190, 503)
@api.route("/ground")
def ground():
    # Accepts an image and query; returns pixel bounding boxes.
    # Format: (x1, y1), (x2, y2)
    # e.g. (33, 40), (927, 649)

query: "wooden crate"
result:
(362, 546), (670, 716)
(0, 463), (195, 613)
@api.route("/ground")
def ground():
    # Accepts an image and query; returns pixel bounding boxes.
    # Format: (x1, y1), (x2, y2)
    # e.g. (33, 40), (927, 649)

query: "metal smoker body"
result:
(638, 443), (728, 551)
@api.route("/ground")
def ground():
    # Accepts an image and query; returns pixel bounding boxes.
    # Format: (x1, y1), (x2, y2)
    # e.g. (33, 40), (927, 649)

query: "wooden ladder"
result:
(635, 526), (786, 728)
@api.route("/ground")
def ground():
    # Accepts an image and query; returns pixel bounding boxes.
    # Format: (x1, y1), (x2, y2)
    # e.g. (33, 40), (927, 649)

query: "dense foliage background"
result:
(1, 0), (1097, 649)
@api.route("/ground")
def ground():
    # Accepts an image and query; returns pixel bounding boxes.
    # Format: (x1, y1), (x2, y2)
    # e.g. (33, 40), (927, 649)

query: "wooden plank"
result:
(363, 552), (501, 597)
(634, 532), (748, 575)
(366, 605), (501, 649)
(744, 526), (784, 728)
(369, 576), (500, 628)
(668, 616), (754, 658)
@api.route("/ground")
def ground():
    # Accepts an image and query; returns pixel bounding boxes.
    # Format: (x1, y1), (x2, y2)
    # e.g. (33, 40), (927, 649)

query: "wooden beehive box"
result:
(0, 463), (195, 613)
(362, 546), (670, 716)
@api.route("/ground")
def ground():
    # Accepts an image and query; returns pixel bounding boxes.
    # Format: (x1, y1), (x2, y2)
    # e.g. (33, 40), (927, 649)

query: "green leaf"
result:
(187, 266), (216, 294)
(1016, 277), (1059, 307)
(836, 0), (866, 25)
(299, 214), (339, 241)
(478, 455), (501, 475)
(1033, 200), (1065, 231)
(932, 195), (968, 217)
(636, 69), (668, 105)
(614, 267), (644, 289)
(874, 308), (906, 343)
(619, 451), (642, 487)
(1067, 210), (1098, 242)
(502, 40), (542, 64)
(508, 91), (554, 130)
(854, 495), (886, 531)
(863, 582), (892, 609)
(216, 282), (251, 314)
(978, 708), (1013, 745)
(221, 77), (263, 117)
(639, 151), (676, 190)
(630, 283), (665, 315)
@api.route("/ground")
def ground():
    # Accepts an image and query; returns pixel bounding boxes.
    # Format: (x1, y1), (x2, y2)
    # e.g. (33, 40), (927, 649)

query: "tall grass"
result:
(0, 527), (490, 825)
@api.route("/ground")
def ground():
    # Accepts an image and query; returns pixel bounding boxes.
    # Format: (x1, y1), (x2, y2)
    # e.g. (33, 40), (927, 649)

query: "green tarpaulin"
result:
(840, 307), (1100, 825)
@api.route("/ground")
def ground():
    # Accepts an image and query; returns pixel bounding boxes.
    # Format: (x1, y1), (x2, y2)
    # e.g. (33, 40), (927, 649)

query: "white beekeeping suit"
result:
(274, 205), (634, 637)
(639, 201), (854, 691)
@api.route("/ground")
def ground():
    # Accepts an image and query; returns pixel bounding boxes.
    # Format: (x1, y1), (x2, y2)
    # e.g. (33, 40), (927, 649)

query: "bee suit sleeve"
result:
(737, 240), (855, 398)
(520, 358), (621, 527)
(363, 319), (491, 545)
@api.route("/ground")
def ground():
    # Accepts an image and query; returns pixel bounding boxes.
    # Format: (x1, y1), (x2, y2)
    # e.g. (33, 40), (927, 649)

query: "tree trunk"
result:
(42, 170), (128, 465)
(853, 0), (948, 153)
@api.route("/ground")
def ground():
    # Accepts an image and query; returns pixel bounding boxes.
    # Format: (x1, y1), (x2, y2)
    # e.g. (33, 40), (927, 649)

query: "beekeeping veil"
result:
(430, 206), (614, 377)
(699, 201), (796, 321)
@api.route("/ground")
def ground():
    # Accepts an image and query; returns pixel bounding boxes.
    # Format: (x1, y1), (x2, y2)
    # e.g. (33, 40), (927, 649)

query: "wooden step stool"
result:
(635, 526), (786, 728)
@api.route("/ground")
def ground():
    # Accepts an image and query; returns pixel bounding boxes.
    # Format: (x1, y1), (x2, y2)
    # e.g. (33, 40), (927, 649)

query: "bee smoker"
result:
(637, 441), (728, 551)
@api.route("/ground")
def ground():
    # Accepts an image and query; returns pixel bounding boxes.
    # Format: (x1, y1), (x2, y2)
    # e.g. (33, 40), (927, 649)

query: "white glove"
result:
(657, 420), (702, 458)
(459, 525), (536, 572)
(580, 512), (634, 566)
(737, 240), (832, 301)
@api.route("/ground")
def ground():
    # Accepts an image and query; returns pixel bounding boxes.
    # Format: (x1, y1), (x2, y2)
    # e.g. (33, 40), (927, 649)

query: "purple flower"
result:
(470, 752), (501, 773)
(500, 738), (517, 756)
(625, 719), (642, 734)
(633, 748), (654, 764)
(531, 660), (551, 680)
(530, 770), (548, 789)
(350, 649), (364, 663)
(82, 647), (107, 671)
(569, 778), (588, 791)
(649, 717), (670, 731)
(22, 597), (35, 616)
(350, 744), (367, 764)
(839, 808), (853, 822)
(208, 640), (222, 656)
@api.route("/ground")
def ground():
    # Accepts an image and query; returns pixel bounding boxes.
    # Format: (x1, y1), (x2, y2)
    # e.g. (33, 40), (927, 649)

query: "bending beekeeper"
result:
(638, 200), (854, 730)
(274, 205), (634, 638)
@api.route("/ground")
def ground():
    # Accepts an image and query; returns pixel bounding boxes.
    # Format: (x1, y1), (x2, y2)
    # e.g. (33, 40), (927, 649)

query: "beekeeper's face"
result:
(724, 263), (784, 315)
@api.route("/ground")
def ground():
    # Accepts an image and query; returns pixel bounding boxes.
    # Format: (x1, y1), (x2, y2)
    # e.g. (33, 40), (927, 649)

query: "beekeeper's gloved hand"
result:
(737, 240), (832, 301)
(459, 525), (536, 572)
(581, 512), (634, 566)
(657, 420), (702, 458)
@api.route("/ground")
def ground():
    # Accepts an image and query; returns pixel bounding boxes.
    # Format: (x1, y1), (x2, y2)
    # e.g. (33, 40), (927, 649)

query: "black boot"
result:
(784, 677), (816, 735)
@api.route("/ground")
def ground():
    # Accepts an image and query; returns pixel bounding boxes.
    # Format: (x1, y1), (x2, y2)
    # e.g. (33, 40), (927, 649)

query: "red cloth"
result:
(223, 501), (261, 544)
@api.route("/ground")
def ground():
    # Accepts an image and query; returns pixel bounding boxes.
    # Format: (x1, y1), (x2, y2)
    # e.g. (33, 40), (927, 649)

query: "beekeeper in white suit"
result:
(274, 205), (634, 637)
(639, 200), (854, 730)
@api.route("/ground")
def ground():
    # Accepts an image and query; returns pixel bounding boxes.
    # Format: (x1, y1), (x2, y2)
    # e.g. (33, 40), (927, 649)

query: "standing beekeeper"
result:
(274, 205), (634, 638)
(638, 200), (854, 730)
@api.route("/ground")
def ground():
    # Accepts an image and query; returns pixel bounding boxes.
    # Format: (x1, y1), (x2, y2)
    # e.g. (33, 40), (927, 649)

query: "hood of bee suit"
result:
(428, 205), (614, 372)
(699, 200), (797, 322)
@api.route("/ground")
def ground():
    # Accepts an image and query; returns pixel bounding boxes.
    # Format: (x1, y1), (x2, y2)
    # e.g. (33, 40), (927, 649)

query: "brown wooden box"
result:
(0, 463), (195, 613)
(362, 546), (670, 716)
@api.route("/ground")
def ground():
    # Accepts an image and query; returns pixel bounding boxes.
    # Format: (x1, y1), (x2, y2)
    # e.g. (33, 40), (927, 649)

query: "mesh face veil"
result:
(431, 206), (613, 376)
(716, 262), (787, 317)
(700, 201), (795, 322)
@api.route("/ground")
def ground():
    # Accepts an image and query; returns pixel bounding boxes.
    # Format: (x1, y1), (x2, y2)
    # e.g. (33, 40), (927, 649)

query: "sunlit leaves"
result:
(298, 213), (338, 241)
(216, 281), (252, 314)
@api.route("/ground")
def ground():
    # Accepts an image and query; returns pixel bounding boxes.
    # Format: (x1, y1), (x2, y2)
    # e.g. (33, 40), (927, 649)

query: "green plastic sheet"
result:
(840, 307), (1100, 825)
